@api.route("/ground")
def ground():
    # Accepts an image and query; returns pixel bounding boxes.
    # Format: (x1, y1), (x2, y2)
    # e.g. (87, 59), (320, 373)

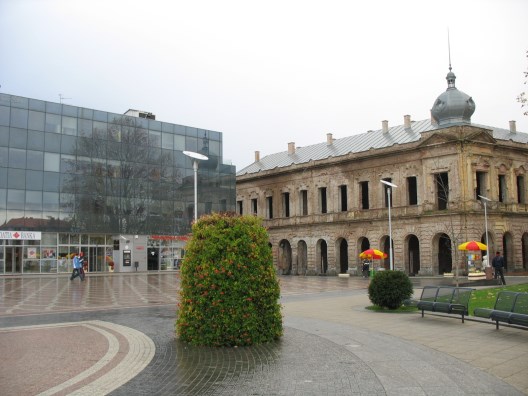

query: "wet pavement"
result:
(0, 273), (527, 395)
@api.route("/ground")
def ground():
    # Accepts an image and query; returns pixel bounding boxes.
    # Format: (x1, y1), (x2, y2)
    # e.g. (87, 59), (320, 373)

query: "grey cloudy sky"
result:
(1, 0), (527, 170)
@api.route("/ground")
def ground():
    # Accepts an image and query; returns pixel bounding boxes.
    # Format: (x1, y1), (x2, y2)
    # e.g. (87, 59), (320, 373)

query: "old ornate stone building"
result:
(236, 68), (528, 276)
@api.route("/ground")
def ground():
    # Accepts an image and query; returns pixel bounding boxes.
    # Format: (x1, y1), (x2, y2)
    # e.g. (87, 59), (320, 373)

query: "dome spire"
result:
(430, 32), (476, 126)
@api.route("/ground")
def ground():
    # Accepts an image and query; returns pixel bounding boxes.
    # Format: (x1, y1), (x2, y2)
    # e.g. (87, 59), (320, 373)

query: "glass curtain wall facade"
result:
(0, 94), (236, 274)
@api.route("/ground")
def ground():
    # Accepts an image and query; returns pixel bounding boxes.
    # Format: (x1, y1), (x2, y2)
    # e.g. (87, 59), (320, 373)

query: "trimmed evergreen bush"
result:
(176, 213), (283, 346)
(368, 270), (413, 310)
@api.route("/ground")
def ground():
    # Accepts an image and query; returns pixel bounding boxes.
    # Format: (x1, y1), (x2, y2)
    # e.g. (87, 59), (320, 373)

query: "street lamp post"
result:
(183, 151), (209, 222)
(478, 195), (491, 261)
(380, 180), (397, 271)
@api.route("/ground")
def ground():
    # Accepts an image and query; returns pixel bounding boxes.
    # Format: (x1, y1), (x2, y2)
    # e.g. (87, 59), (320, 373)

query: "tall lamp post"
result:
(478, 195), (491, 261)
(380, 180), (397, 270)
(183, 151), (208, 222)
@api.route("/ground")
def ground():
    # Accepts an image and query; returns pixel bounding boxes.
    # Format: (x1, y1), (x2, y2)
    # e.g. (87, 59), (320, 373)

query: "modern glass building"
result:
(0, 93), (236, 275)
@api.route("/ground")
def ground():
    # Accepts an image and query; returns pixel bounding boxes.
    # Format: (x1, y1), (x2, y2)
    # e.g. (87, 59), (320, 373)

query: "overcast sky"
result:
(1, 0), (527, 170)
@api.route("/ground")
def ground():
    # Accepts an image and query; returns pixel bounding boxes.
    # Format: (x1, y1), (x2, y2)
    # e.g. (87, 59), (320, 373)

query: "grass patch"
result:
(469, 283), (528, 315)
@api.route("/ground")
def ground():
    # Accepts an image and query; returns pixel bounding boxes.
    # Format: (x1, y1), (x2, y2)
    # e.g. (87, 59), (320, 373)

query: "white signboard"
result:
(0, 231), (42, 240)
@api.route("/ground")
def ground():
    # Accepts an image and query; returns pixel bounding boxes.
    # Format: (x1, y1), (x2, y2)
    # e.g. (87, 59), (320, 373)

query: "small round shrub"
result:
(176, 213), (283, 346)
(368, 270), (413, 310)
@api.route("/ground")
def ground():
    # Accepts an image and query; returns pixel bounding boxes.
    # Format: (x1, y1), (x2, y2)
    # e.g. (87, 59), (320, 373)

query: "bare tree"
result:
(433, 166), (465, 287)
(517, 50), (528, 116)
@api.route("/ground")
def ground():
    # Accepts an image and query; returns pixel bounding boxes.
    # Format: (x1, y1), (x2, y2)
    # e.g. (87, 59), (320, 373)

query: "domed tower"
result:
(431, 66), (475, 126)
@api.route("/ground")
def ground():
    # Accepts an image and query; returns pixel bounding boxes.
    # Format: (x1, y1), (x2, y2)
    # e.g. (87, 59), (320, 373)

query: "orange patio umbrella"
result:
(458, 241), (487, 251)
(359, 249), (388, 260)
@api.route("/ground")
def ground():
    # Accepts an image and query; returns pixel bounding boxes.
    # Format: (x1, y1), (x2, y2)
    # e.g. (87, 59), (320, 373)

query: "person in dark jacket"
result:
(491, 251), (506, 285)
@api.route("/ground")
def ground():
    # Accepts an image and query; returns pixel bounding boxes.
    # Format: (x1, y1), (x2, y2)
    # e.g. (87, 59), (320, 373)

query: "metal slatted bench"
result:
(474, 291), (528, 329)
(407, 286), (474, 323)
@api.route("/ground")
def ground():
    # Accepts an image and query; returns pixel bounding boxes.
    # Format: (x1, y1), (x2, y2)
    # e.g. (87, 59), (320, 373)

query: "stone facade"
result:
(236, 123), (528, 276)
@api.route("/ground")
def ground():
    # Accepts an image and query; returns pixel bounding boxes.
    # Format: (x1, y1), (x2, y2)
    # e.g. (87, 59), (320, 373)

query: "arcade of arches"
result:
(275, 231), (528, 276)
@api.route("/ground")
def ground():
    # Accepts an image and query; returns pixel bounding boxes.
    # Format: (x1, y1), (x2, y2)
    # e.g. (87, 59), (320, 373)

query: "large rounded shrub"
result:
(176, 213), (283, 346)
(368, 270), (413, 310)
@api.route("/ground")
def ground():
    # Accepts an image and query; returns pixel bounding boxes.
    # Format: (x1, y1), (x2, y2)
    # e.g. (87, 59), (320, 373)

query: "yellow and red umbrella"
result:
(458, 241), (487, 251)
(359, 249), (387, 260)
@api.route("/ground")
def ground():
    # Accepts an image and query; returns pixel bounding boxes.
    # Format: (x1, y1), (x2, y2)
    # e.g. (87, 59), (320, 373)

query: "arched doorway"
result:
(503, 232), (514, 271)
(480, 231), (494, 265)
(316, 239), (328, 274)
(406, 235), (420, 275)
(433, 233), (452, 275)
(336, 238), (348, 274)
(381, 235), (391, 270)
(278, 240), (292, 275)
(358, 237), (370, 270)
(522, 233), (528, 271)
(297, 240), (308, 275)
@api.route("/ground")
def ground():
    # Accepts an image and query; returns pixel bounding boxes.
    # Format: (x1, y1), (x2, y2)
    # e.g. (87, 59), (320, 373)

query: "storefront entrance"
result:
(5, 246), (23, 274)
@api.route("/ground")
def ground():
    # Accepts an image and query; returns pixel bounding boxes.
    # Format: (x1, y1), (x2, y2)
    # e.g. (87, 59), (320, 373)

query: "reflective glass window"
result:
(93, 121), (107, 139)
(0, 188), (6, 208)
(209, 139), (220, 156)
(62, 104), (77, 117)
(9, 128), (27, 149)
(26, 190), (42, 211)
(77, 157), (91, 175)
(60, 154), (76, 173)
(29, 99), (46, 111)
(46, 101), (61, 114)
(26, 170), (44, 190)
(78, 119), (93, 137)
(8, 168), (25, 188)
(149, 119), (162, 131)
(43, 172), (60, 192)
(59, 193), (73, 211)
(44, 192), (60, 211)
(10, 108), (28, 128)
(45, 113), (61, 133)
(0, 147), (7, 166)
(93, 110), (107, 122)
(78, 107), (93, 120)
(10, 96), (28, 109)
(149, 130), (161, 147)
(162, 132), (173, 149)
(0, 126), (8, 145)
(27, 130), (45, 150)
(28, 111), (45, 131)
(174, 135), (185, 150)
(185, 136), (198, 152)
(62, 116), (77, 135)
(7, 189), (25, 210)
(60, 135), (77, 154)
(108, 123), (121, 142)
(0, 168), (6, 188)
(135, 117), (148, 129)
(26, 150), (44, 170)
(149, 147), (161, 164)
(161, 122), (174, 133)
(0, 106), (9, 126)
(186, 126), (197, 137)
(45, 132), (61, 152)
(9, 148), (26, 168)
(44, 153), (60, 172)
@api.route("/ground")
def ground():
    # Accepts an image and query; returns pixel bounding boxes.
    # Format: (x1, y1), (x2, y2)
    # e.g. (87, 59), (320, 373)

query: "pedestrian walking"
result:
(491, 251), (506, 285)
(70, 252), (84, 281)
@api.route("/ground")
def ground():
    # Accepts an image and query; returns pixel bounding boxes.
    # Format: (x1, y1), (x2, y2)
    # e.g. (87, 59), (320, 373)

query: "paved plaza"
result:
(0, 273), (527, 395)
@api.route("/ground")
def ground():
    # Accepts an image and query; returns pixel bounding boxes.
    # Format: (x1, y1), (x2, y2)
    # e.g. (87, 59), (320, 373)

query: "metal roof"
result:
(237, 120), (527, 176)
